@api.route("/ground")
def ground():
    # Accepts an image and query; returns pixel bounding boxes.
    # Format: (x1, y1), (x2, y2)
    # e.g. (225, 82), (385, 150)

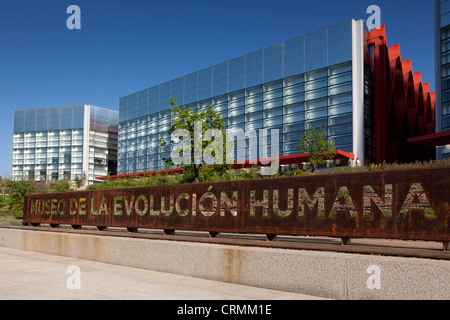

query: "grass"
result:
(0, 210), (23, 226)
(0, 216), (22, 226)
(265, 158), (450, 180)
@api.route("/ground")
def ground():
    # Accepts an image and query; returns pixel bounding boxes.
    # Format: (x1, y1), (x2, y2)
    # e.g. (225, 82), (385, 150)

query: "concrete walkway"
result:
(0, 247), (327, 300)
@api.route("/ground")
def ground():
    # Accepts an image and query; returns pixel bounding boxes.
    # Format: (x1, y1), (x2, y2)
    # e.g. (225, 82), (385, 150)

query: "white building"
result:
(12, 105), (118, 185)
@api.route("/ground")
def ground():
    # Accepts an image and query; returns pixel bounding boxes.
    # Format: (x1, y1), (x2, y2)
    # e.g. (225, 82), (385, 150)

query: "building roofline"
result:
(119, 19), (362, 101)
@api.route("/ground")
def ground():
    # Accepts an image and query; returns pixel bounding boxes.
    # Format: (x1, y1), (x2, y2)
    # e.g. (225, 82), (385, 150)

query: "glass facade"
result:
(12, 105), (118, 185)
(118, 20), (362, 174)
(438, 0), (450, 158)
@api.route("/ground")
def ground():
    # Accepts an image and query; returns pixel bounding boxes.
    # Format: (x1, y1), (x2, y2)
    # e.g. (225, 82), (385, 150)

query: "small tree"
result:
(160, 98), (230, 183)
(51, 179), (73, 193)
(73, 172), (87, 190)
(296, 125), (337, 173)
(6, 180), (37, 211)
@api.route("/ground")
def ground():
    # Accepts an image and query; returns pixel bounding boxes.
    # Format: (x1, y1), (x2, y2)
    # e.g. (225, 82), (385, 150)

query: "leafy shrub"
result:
(50, 179), (73, 193)
(86, 173), (183, 191)
(6, 180), (37, 211)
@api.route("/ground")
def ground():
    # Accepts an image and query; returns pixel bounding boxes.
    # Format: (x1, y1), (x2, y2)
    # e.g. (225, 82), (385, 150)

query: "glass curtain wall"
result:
(118, 20), (355, 174)
(12, 105), (118, 185)
(88, 106), (119, 184)
(13, 106), (85, 181)
(439, 0), (450, 158)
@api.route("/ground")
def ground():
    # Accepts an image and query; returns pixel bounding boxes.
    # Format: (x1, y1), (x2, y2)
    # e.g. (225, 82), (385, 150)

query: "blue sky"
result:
(0, 0), (435, 178)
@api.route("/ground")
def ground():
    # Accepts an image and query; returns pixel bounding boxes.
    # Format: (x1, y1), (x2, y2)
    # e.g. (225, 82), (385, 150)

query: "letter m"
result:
(30, 199), (39, 215)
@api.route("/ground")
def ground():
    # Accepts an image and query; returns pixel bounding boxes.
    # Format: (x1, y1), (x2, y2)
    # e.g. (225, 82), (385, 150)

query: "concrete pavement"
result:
(0, 247), (327, 300)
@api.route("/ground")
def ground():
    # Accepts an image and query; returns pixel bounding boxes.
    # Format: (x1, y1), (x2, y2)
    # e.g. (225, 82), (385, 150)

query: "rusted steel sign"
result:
(24, 167), (450, 243)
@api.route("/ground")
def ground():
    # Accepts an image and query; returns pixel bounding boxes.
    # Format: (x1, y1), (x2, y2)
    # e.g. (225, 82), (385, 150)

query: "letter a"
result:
(366, 265), (381, 290)
(67, 5), (81, 30)
(66, 265), (81, 290)
(366, 5), (381, 31)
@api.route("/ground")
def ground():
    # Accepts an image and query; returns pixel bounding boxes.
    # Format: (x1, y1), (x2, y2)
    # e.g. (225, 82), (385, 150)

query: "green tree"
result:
(51, 179), (73, 193)
(73, 172), (87, 190)
(160, 98), (231, 183)
(296, 125), (337, 173)
(6, 180), (37, 211)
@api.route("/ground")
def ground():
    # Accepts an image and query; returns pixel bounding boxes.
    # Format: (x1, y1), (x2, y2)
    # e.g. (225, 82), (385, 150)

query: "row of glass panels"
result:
(13, 106), (86, 133)
(11, 170), (84, 181)
(119, 20), (354, 123)
(440, 21), (450, 158)
(13, 106), (119, 134)
(441, 0), (450, 28)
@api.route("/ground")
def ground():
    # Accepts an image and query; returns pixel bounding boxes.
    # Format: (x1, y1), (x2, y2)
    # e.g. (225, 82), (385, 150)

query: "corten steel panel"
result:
(23, 167), (450, 242)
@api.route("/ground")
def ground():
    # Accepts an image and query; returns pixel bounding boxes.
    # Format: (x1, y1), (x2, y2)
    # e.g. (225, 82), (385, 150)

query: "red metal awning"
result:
(97, 150), (354, 181)
(407, 131), (450, 147)
(234, 150), (354, 168)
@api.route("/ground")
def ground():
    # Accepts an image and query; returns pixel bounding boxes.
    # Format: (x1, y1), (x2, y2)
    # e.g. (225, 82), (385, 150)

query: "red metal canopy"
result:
(407, 131), (450, 147)
(239, 150), (355, 168)
(97, 150), (354, 180)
